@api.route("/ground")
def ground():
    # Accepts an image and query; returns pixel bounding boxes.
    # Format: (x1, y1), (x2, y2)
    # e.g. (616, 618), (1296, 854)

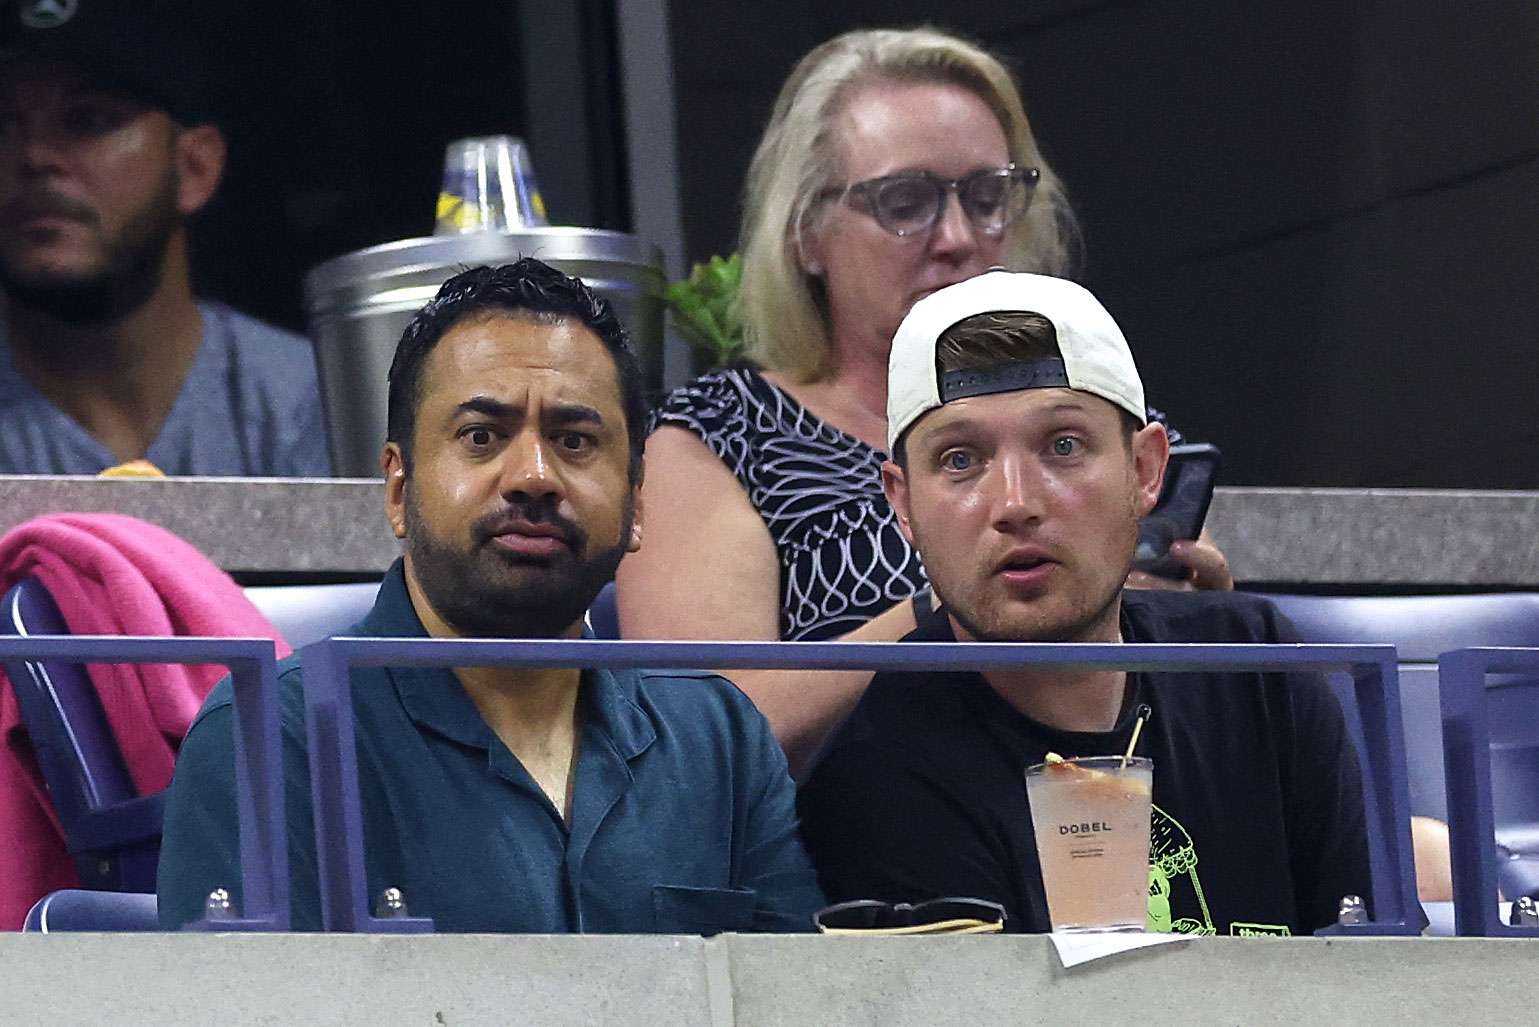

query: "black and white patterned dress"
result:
(651, 366), (1185, 642)
(651, 367), (927, 641)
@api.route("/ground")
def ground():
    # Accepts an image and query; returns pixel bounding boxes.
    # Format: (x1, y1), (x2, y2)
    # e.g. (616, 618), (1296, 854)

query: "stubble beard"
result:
(943, 569), (1125, 644)
(921, 522), (1137, 645)
(0, 164), (182, 326)
(404, 489), (632, 639)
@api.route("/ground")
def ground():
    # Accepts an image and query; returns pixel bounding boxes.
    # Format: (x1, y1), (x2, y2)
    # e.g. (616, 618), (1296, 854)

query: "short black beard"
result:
(404, 489), (632, 639)
(0, 167), (181, 326)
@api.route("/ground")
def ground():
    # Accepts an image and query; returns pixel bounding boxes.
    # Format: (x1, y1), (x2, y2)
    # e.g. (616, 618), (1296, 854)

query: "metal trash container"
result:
(304, 229), (664, 477)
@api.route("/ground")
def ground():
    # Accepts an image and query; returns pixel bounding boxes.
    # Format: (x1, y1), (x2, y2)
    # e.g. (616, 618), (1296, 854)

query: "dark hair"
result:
(386, 258), (647, 482)
(936, 310), (1061, 371)
(893, 310), (1139, 465)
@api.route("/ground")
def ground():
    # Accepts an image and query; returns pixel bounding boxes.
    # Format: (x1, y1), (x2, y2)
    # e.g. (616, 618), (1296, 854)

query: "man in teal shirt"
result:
(158, 259), (823, 931)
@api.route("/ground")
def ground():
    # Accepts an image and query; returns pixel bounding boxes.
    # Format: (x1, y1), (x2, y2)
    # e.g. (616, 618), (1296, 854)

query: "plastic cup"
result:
(1024, 755), (1153, 933)
(434, 135), (549, 234)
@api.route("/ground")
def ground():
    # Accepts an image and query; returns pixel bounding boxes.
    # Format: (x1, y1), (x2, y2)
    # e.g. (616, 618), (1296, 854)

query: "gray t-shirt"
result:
(0, 302), (332, 476)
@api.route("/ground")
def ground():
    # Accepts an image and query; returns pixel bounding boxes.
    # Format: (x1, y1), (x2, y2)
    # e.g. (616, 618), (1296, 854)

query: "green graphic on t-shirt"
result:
(1145, 804), (1215, 935)
(1142, 806), (1290, 936)
(1229, 922), (1292, 937)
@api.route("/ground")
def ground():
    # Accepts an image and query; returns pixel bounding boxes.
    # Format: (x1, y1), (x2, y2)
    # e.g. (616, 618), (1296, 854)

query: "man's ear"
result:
(174, 123), (227, 217)
(881, 459), (916, 545)
(1130, 421), (1170, 518)
(382, 442), (408, 540)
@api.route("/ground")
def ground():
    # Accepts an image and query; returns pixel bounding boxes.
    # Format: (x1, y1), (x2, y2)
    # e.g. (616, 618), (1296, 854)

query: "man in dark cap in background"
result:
(0, 0), (330, 475)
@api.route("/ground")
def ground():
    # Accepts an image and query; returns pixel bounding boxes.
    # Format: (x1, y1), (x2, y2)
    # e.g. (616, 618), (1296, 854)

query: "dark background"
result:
(190, 0), (627, 326)
(193, 0), (524, 325)
(194, 1), (1539, 488)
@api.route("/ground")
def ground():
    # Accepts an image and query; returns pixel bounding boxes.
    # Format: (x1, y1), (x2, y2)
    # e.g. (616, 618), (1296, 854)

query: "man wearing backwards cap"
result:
(0, 0), (330, 475)
(797, 271), (1370, 936)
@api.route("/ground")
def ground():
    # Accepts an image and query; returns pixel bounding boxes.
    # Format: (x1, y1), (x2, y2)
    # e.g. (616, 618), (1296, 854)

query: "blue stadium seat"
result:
(243, 581), (380, 650)
(1, 578), (164, 892)
(1254, 593), (1539, 662)
(1481, 672), (1539, 900)
(23, 889), (158, 932)
(1255, 591), (1539, 901)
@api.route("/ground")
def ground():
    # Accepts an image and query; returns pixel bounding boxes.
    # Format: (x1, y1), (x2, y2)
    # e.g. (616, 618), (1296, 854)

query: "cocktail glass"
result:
(1024, 755), (1153, 933)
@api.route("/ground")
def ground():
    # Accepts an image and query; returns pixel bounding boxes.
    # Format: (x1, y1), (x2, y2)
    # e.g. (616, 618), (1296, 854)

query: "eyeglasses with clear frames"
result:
(824, 164), (1041, 238)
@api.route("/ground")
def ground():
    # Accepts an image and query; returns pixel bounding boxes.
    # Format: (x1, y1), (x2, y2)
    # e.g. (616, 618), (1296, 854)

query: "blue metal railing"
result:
(302, 637), (1420, 936)
(0, 636), (288, 931)
(1438, 646), (1539, 937)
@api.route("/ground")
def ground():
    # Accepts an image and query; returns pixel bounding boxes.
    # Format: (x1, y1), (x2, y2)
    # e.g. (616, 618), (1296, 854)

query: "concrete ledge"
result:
(0, 476), (399, 576)
(1207, 487), (1539, 586)
(0, 933), (715, 1026)
(1, 477), (1536, 586)
(0, 933), (1531, 1026)
(724, 934), (1532, 1026)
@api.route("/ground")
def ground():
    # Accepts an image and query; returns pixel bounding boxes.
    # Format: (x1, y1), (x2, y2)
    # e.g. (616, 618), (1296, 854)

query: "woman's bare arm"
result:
(617, 425), (782, 640)
(738, 598), (920, 778)
(616, 425), (919, 776)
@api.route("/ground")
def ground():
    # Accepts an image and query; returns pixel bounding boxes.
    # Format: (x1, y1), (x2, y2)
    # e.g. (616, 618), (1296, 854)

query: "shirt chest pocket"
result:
(652, 885), (756, 935)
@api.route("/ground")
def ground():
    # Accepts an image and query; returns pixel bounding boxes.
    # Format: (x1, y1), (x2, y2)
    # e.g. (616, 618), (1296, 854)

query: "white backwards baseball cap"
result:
(886, 270), (1147, 451)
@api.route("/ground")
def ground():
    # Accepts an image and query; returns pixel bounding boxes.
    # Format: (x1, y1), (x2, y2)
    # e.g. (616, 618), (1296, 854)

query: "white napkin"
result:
(1048, 930), (1189, 968)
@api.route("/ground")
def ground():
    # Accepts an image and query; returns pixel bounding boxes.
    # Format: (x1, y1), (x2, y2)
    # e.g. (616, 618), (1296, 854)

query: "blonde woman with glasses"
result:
(616, 27), (1230, 773)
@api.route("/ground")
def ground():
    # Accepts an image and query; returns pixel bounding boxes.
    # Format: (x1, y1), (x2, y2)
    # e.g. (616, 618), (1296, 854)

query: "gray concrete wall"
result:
(2, 477), (1535, 586)
(0, 933), (1528, 1026)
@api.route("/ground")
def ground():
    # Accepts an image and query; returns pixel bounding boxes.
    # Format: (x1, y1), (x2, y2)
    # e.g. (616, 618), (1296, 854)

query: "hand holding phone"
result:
(1133, 443), (1221, 580)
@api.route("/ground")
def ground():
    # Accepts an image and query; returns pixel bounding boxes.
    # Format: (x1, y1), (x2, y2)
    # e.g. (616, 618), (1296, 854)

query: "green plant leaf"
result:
(664, 252), (746, 365)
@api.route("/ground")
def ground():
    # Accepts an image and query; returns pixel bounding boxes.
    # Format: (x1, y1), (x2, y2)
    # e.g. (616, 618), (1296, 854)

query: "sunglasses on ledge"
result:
(814, 897), (1008, 935)
(823, 164), (1041, 238)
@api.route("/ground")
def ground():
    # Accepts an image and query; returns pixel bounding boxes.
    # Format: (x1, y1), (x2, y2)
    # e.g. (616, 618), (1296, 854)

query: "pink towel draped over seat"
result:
(0, 513), (291, 929)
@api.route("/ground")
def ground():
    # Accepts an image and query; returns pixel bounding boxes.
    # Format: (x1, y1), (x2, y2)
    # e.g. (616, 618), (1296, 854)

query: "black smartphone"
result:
(1133, 443), (1222, 580)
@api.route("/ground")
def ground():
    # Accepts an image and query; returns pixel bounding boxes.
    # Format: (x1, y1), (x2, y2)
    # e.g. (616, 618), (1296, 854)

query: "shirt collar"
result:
(582, 666), (657, 762)
(905, 601), (957, 642)
(908, 593), (1146, 742)
(398, 665), (659, 760)
(362, 560), (655, 760)
(355, 558), (429, 639)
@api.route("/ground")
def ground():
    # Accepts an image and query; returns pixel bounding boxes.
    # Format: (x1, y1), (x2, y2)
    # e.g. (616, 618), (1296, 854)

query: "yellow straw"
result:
(1121, 703), (1152, 768)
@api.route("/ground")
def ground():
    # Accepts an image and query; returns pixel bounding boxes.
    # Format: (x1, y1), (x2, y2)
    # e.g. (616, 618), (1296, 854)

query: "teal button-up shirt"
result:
(157, 561), (824, 932)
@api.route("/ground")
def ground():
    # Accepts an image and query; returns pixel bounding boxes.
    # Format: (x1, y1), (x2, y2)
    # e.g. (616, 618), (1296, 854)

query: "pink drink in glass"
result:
(1025, 756), (1153, 933)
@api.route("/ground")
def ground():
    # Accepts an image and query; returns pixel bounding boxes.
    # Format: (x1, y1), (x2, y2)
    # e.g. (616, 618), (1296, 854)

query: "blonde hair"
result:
(738, 27), (1080, 383)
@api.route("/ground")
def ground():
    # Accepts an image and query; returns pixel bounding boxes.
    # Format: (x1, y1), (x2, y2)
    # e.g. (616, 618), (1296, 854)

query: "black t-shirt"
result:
(797, 590), (1371, 936)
